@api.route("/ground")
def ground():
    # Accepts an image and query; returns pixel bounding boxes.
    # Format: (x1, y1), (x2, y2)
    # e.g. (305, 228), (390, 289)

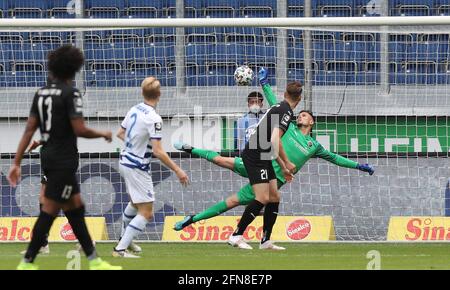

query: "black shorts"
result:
(42, 168), (80, 203)
(242, 155), (276, 185)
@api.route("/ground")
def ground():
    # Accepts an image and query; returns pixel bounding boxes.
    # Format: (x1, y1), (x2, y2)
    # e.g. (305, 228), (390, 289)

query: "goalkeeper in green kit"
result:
(173, 68), (375, 249)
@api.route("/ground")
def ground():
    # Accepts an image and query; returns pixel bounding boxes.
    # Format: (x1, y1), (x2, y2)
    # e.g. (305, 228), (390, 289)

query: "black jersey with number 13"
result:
(29, 81), (83, 170)
(243, 100), (294, 161)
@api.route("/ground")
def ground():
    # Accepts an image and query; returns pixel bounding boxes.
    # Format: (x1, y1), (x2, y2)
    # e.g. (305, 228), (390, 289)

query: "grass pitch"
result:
(0, 242), (449, 270)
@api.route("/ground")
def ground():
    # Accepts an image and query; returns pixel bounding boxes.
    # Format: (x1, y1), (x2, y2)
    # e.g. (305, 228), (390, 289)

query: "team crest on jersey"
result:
(155, 122), (162, 132)
(308, 141), (313, 147)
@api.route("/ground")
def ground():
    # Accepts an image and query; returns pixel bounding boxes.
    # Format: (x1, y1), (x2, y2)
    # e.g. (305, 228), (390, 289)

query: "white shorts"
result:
(119, 164), (155, 204)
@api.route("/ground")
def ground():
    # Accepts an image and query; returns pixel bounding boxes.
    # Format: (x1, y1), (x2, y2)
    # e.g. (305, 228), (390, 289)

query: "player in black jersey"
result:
(229, 73), (302, 250)
(8, 45), (121, 270)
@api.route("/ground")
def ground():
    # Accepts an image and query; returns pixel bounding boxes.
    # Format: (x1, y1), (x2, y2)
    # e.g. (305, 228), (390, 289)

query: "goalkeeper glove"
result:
(258, 67), (269, 86)
(356, 163), (374, 175)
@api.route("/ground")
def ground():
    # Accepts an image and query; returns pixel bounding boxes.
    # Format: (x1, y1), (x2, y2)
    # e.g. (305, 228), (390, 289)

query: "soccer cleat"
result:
(259, 240), (286, 251)
(173, 215), (194, 231)
(17, 261), (39, 270)
(20, 244), (50, 255)
(173, 141), (193, 152)
(89, 258), (122, 270)
(127, 242), (142, 254)
(112, 248), (140, 258)
(228, 235), (253, 250)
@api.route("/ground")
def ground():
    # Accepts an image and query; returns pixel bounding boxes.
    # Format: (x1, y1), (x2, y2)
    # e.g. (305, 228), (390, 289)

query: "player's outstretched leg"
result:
(174, 200), (230, 231)
(174, 142), (219, 162)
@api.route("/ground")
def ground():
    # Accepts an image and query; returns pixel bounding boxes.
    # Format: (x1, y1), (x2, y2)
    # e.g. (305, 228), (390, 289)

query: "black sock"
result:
(233, 200), (264, 236)
(24, 211), (56, 263)
(39, 203), (49, 248)
(64, 206), (96, 260)
(262, 202), (280, 244)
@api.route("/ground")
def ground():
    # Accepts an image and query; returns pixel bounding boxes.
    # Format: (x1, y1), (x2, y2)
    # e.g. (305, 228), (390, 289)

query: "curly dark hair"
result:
(48, 45), (84, 81)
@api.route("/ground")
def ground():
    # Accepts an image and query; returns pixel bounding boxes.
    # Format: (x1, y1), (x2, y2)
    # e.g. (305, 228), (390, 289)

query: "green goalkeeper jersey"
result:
(262, 84), (358, 184)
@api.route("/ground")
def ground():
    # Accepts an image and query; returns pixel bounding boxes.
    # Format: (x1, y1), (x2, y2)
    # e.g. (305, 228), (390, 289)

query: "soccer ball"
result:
(234, 65), (254, 86)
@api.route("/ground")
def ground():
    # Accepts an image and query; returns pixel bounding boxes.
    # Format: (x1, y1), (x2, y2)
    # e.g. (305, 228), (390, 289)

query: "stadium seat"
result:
(148, 34), (176, 46)
(12, 62), (46, 87)
(168, 62), (202, 86)
(49, 0), (77, 18)
(206, 61), (238, 86)
(9, 0), (48, 18)
(437, 4), (450, 16)
(86, 60), (125, 87)
(319, 5), (353, 17)
(288, 5), (304, 17)
(402, 61), (437, 84)
(30, 33), (64, 48)
(287, 61), (305, 82)
(186, 43), (218, 64)
(241, 6), (274, 18)
(126, 6), (158, 18)
(407, 43), (449, 62)
(391, 1), (431, 16)
(186, 33), (218, 45)
(202, 0), (239, 18)
(86, 0), (125, 18)
(324, 60), (358, 85)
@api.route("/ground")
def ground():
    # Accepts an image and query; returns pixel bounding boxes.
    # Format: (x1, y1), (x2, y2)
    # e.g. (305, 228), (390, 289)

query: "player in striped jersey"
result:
(113, 77), (189, 258)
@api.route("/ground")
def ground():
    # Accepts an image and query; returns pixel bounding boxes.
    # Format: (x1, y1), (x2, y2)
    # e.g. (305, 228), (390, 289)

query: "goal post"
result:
(0, 17), (449, 241)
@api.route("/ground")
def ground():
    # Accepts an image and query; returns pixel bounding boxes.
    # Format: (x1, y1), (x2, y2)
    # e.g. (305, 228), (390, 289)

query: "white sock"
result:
(120, 202), (138, 238)
(116, 214), (147, 251)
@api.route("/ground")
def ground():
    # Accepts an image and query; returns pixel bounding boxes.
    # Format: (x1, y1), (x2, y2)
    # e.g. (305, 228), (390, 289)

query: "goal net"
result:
(0, 16), (449, 241)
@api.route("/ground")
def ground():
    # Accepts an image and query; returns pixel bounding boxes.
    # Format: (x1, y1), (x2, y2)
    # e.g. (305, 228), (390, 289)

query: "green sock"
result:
(192, 148), (220, 162)
(193, 201), (229, 222)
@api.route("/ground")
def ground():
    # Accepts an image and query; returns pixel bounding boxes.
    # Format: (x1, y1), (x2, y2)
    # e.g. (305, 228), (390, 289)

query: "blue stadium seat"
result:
(203, 0), (238, 18)
(407, 42), (449, 62)
(323, 61), (358, 85)
(127, 60), (165, 85)
(186, 33), (218, 45)
(402, 61), (437, 84)
(30, 33), (64, 49)
(313, 0), (354, 17)
(225, 43), (259, 63)
(390, 0), (432, 16)
(241, 6), (274, 18)
(436, 3), (450, 16)
(49, 0), (76, 18)
(186, 43), (218, 64)
(148, 34), (176, 46)
(168, 61), (203, 86)
(206, 61), (238, 86)
(288, 5), (304, 17)
(126, 6), (158, 18)
(9, 0), (49, 18)
(85, 60), (126, 87)
(287, 61), (305, 82)
(165, 6), (197, 18)
(86, 0), (125, 18)
(11, 62), (46, 87)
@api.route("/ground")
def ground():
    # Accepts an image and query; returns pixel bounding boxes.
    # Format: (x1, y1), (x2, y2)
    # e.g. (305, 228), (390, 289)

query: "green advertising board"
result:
(224, 116), (450, 153)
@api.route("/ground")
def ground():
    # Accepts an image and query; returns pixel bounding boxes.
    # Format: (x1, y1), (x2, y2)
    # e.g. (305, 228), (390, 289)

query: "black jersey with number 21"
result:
(243, 100), (294, 161)
(29, 81), (84, 170)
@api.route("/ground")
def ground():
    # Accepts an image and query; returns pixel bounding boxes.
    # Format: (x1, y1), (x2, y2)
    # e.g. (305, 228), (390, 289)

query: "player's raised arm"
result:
(258, 67), (277, 107)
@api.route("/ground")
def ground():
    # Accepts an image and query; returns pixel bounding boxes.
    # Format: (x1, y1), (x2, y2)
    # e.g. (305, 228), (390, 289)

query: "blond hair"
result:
(141, 77), (161, 100)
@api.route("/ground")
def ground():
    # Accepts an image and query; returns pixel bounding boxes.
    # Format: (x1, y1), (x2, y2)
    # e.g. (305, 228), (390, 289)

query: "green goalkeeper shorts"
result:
(233, 157), (285, 205)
